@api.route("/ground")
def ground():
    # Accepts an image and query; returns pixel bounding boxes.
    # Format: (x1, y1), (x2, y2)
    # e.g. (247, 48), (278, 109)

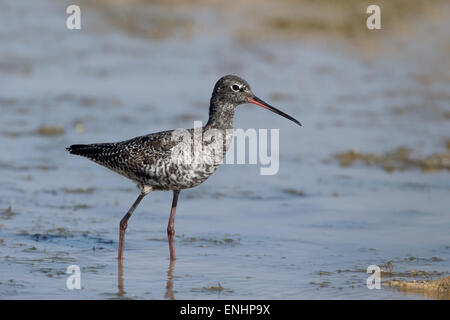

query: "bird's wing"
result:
(66, 129), (180, 176)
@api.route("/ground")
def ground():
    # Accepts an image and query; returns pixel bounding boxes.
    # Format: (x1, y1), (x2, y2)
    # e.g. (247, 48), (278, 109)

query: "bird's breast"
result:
(143, 128), (233, 190)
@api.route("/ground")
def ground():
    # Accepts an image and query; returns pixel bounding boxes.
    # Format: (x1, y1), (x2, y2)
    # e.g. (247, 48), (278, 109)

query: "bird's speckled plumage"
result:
(67, 75), (252, 192)
(67, 127), (232, 192)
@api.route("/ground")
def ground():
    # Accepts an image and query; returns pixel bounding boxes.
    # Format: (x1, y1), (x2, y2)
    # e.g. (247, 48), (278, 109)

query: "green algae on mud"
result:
(191, 282), (233, 294)
(84, 0), (450, 48)
(333, 145), (450, 173)
(0, 204), (16, 220)
(384, 276), (450, 300)
(282, 188), (306, 197)
(34, 125), (65, 136)
(337, 259), (449, 283)
(62, 187), (96, 194)
(179, 234), (241, 247)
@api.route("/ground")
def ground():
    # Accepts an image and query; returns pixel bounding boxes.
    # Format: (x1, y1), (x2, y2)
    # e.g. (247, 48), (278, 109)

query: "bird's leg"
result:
(118, 192), (146, 260)
(167, 190), (180, 261)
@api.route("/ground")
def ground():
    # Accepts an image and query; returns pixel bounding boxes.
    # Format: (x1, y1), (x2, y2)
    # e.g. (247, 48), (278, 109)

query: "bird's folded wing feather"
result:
(67, 129), (179, 172)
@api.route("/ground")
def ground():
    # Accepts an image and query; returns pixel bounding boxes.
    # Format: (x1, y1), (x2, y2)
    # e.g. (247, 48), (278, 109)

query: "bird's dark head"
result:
(212, 75), (254, 105)
(210, 74), (302, 127)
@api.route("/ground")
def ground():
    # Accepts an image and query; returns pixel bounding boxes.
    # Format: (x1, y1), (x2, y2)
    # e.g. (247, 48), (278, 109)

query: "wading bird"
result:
(67, 75), (301, 260)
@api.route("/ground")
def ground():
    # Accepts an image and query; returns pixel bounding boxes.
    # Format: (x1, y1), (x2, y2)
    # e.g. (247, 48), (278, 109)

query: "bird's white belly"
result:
(145, 130), (233, 190)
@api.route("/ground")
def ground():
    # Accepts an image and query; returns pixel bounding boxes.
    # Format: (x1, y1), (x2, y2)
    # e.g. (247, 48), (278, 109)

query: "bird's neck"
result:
(205, 96), (236, 130)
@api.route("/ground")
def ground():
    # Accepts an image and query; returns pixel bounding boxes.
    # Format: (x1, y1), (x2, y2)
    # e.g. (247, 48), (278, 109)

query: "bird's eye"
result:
(231, 84), (240, 92)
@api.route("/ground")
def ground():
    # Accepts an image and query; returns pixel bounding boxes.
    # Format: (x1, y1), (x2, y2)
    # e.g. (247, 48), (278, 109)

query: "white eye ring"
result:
(231, 84), (241, 92)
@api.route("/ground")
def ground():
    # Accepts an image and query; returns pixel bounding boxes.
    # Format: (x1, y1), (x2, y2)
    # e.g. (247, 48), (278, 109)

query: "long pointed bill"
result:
(248, 96), (302, 126)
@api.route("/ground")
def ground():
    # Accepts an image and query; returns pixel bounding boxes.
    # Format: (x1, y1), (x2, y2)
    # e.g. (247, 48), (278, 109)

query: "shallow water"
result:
(0, 0), (449, 299)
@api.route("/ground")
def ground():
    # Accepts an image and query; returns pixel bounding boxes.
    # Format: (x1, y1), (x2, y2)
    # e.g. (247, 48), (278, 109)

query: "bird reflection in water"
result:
(164, 259), (176, 300)
(116, 259), (176, 299)
(117, 260), (126, 298)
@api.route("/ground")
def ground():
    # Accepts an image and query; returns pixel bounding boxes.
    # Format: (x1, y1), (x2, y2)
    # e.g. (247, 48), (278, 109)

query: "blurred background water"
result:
(0, 0), (449, 299)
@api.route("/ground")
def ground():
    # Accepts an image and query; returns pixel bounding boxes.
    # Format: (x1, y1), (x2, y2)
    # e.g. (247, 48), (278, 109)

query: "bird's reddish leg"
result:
(167, 190), (180, 261)
(118, 192), (146, 260)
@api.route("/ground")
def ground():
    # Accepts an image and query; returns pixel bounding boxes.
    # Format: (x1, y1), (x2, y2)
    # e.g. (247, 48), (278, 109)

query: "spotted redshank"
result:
(67, 75), (301, 260)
